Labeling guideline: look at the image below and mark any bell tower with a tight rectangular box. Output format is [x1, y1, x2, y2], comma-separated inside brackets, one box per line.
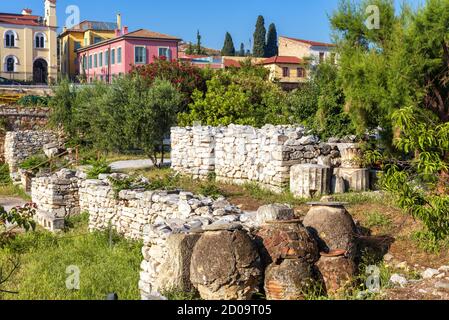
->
[44, 0, 57, 27]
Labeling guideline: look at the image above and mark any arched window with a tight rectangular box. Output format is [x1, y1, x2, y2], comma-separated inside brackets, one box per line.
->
[5, 30, 17, 48]
[35, 32, 46, 48]
[4, 55, 18, 72]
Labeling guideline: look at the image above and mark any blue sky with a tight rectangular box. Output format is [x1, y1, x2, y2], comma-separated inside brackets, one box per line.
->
[2, 0, 423, 50]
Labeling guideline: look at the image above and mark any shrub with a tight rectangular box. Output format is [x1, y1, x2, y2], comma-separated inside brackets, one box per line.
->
[0, 164, 11, 185]
[16, 95, 50, 107]
[86, 158, 111, 179]
[18, 153, 48, 172]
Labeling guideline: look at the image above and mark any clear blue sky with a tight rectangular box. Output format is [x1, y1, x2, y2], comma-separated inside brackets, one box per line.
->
[1, 0, 423, 50]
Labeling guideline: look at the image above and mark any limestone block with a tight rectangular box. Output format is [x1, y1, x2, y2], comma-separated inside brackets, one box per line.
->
[290, 164, 331, 199]
[333, 168, 369, 192]
[154, 233, 201, 293]
[255, 204, 295, 225]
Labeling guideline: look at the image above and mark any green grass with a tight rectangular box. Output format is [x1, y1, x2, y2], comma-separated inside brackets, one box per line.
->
[162, 289, 201, 300]
[0, 213, 142, 300]
[365, 211, 393, 230]
[241, 182, 308, 207]
[332, 192, 390, 206]
[0, 184, 31, 201]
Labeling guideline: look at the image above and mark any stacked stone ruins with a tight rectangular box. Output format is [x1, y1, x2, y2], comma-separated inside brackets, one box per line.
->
[172, 125, 371, 196]
[4, 130, 58, 173]
[30, 168, 361, 300]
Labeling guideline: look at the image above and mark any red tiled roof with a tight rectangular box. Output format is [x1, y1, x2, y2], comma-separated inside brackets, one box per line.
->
[179, 53, 210, 60]
[124, 29, 181, 41]
[259, 56, 303, 65]
[223, 59, 241, 68]
[281, 36, 335, 47]
[0, 13, 42, 26]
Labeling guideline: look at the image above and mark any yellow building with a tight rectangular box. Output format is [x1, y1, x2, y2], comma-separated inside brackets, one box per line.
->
[259, 56, 307, 90]
[278, 36, 336, 65]
[59, 18, 119, 80]
[0, 0, 58, 84]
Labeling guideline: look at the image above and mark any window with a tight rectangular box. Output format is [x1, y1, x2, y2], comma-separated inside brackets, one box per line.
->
[319, 52, 325, 63]
[135, 46, 146, 64]
[5, 56, 15, 72]
[88, 55, 92, 69]
[282, 67, 290, 77]
[158, 47, 170, 59]
[82, 55, 87, 70]
[93, 37, 102, 44]
[35, 33, 45, 48]
[74, 41, 81, 52]
[297, 67, 305, 78]
[117, 47, 122, 64]
[99, 52, 103, 67]
[5, 30, 16, 47]
[94, 54, 98, 68]
[111, 49, 115, 65]
[104, 50, 109, 66]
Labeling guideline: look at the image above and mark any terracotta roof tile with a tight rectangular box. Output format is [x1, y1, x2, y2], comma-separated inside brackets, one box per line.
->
[223, 59, 241, 68]
[125, 29, 181, 41]
[0, 13, 42, 26]
[259, 56, 303, 65]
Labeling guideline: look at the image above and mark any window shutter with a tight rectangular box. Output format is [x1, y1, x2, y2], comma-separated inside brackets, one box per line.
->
[143, 47, 147, 63]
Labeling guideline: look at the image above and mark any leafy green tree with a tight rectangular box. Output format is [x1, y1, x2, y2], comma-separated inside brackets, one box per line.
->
[179, 67, 284, 127]
[221, 32, 236, 56]
[331, 0, 449, 242]
[49, 78, 77, 138]
[265, 23, 279, 57]
[185, 42, 194, 55]
[253, 15, 267, 57]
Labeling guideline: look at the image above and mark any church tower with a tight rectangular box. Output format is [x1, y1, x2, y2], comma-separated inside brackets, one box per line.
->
[44, 0, 57, 27]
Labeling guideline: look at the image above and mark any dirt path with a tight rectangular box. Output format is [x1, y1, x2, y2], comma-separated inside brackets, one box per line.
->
[0, 196, 27, 211]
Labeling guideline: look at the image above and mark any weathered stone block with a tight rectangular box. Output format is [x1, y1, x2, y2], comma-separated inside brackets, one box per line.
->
[190, 230, 262, 300]
[290, 164, 331, 199]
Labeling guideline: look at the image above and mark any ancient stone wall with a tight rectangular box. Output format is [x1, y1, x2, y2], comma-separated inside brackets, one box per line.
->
[0, 105, 50, 131]
[0, 105, 50, 162]
[4, 130, 58, 172]
[31, 169, 80, 219]
[170, 126, 218, 179]
[171, 125, 341, 192]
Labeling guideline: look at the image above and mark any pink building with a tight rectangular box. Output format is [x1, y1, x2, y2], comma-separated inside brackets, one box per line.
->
[77, 28, 181, 83]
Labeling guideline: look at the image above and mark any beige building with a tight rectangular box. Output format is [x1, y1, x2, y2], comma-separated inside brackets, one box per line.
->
[0, 0, 58, 84]
[259, 56, 307, 90]
[278, 36, 336, 65]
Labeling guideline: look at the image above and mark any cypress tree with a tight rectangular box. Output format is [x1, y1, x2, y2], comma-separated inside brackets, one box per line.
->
[253, 15, 266, 57]
[221, 32, 236, 56]
[239, 43, 245, 56]
[265, 23, 278, 57]
[196, 30, 203, 55]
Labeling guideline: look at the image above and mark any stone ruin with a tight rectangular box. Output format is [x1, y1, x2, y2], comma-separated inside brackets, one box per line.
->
[30, 169, 362, 300]
[171, 125, 375, 197]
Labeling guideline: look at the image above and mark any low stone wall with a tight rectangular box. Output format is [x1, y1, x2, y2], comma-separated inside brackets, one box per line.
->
[4, 130, 58, 172]
[31, 169, 80, 219]
[171, 126, 218, 179]
[171, 125, 341, 192]
[0, 105, 50, 131]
